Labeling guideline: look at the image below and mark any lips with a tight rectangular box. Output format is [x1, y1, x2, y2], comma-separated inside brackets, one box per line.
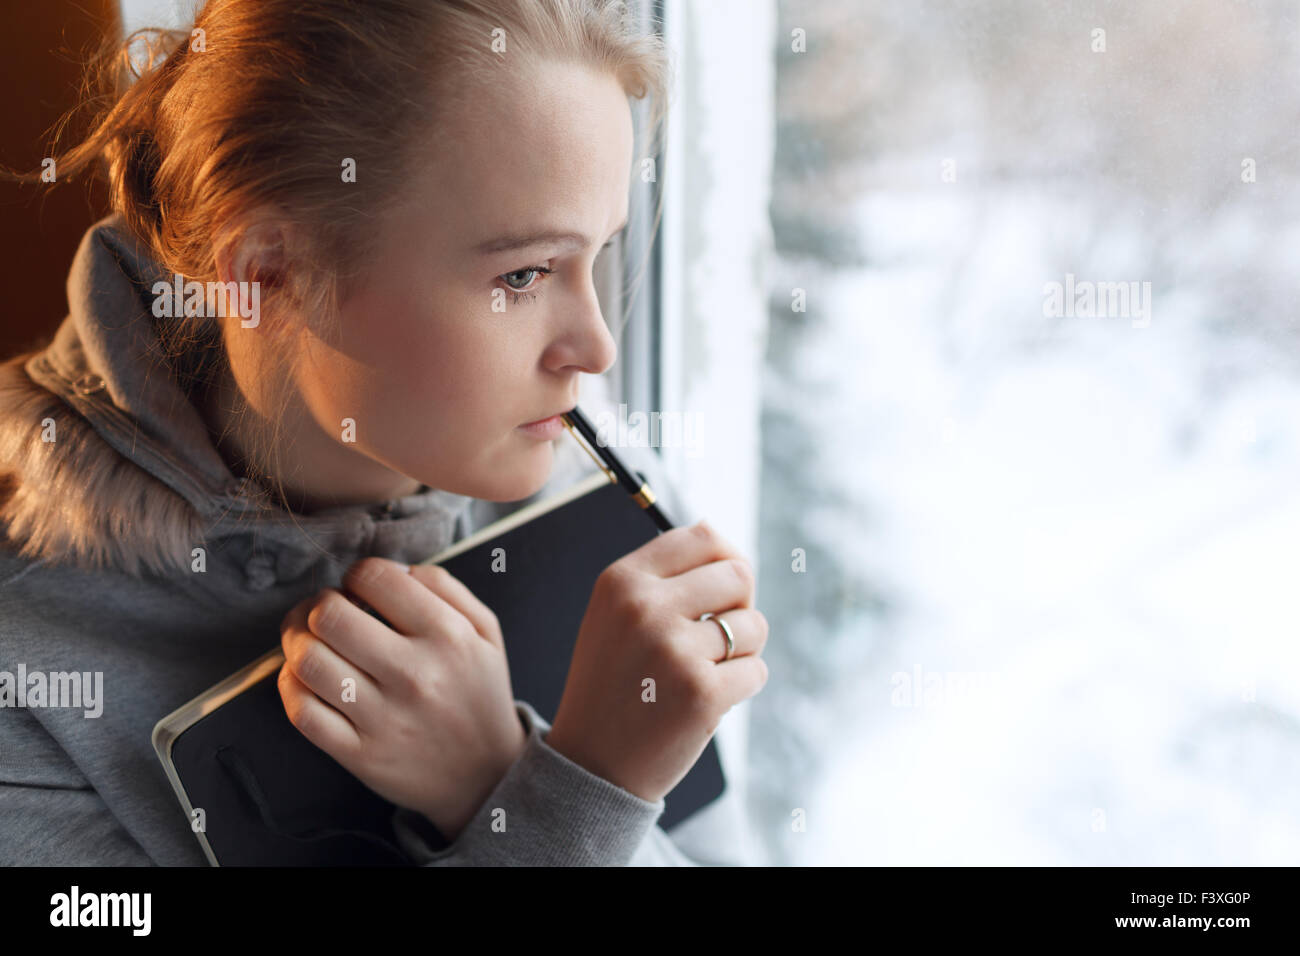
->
[522, 405, 575, 428]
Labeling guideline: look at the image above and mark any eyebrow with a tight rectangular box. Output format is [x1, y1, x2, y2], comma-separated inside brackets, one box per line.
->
[474, 218, 629, 257]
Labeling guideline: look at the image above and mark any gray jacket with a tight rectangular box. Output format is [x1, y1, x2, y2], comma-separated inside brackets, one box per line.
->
[0, 215, 744, 866]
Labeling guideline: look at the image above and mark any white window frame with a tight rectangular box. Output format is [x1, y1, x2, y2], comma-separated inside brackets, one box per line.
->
[646, 0, 778, 864]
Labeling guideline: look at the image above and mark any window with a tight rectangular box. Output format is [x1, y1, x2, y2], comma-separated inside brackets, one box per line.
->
[752, 0, 1300, 865]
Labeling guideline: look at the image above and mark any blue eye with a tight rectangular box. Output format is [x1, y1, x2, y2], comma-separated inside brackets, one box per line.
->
[499, 265, 553, 303]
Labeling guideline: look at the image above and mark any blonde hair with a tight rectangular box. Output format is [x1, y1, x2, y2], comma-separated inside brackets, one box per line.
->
[9, 0, 671, 513]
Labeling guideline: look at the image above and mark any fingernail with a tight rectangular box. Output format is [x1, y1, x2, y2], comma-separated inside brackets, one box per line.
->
[394, 562, 410, 573]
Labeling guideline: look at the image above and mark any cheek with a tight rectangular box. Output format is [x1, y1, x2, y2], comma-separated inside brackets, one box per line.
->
[395, 300, 531, 412]
[327, 275, 541, 438]
[330, 290, 458, 398]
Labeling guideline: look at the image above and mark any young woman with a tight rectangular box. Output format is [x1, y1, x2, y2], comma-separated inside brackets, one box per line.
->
[0, 0, 769, 866]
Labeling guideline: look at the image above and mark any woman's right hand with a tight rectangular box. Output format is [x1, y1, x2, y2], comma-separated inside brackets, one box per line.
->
[277, 557, 526, 842]
[544, 520, 770, 804]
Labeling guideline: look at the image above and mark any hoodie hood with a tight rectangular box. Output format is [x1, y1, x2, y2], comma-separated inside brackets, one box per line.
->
[0, 214, 475, 588]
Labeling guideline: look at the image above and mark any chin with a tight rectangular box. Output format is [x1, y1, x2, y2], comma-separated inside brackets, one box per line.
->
[475, 443, 555, 502]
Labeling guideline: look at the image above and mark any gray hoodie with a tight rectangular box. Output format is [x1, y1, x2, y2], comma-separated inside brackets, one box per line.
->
[0, 215, 745, 866]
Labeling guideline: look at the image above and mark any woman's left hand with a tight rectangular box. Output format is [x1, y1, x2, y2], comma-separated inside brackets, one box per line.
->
[277, 557, 526, 841]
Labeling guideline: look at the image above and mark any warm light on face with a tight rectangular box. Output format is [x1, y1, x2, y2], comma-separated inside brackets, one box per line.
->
[287, 61, 635, 505]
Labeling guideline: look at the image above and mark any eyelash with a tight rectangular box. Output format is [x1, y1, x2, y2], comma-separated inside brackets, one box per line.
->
[498, 265, 553, 304]
[496, 241, 615, 305]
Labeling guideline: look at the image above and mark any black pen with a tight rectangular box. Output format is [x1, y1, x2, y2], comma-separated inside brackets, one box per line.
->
[561, 405, 675, 533]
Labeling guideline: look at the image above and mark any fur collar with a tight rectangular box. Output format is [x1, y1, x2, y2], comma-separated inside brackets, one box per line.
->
[0, 350, 210, 578]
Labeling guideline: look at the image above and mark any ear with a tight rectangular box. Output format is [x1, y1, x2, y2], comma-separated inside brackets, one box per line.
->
[213, 217, 288, 290]
[212, 214, 291, 334]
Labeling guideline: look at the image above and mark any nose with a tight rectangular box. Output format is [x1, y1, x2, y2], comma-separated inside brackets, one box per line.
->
[549, 279, 618, 376]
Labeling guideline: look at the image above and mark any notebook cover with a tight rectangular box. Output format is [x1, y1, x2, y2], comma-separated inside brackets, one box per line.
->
[155, 473, 727, 866]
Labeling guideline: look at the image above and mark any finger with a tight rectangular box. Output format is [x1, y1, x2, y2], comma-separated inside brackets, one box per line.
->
[340, 557, 429, 636]
[281, 608, 383, 732]
[277, 661, 363, 761]
[709, 653, 770, 708]
[662, 555, 756, 620]
[618, 520, 747, 581]
[689, 608, 768, 664]
[343, 557, 489, 648]
[283, 589, 405, 690]
[407, 561, 504, 650]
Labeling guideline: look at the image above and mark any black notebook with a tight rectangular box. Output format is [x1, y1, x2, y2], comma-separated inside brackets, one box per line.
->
[152, 468, 728, 866]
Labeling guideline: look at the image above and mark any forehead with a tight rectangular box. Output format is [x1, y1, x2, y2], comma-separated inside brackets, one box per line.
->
[418, 60, 636, 248]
